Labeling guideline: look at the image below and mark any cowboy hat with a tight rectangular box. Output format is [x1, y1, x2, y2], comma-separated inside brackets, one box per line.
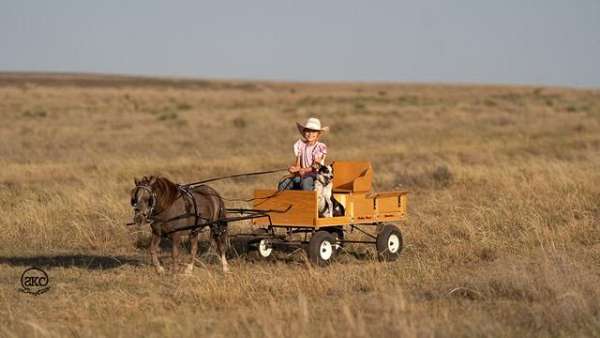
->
[296, 117, 330, 135]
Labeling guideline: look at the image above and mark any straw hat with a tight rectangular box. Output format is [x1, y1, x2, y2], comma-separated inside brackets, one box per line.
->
[296, 117, 330, 135]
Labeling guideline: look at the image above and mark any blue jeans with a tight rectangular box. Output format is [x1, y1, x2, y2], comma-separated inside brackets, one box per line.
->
[278, 175, 314, 191]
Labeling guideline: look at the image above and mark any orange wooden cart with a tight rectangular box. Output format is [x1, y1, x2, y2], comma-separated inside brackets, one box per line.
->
[247, 161, 408, 265]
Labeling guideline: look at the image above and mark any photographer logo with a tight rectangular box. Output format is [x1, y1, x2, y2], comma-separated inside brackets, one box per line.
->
[20, 267, 50, 295]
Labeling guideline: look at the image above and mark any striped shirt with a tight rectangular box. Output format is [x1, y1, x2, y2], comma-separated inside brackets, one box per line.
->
[293, 139, 327, 170]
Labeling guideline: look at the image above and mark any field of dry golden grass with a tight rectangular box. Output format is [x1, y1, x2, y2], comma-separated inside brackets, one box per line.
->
[0, 73, 599, 337]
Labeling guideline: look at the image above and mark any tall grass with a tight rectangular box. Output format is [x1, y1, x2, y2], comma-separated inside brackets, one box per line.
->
[0, 74, 599, 337]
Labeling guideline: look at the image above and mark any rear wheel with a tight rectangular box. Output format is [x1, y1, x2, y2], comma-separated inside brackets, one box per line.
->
[307, 231, 337, 266]
[376, 224, 403, 261]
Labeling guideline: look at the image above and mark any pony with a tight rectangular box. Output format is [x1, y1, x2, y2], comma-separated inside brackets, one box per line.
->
[130, 176, 229, 274]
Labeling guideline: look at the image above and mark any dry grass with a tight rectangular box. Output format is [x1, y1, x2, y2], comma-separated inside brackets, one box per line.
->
[0, 73, 599, 337]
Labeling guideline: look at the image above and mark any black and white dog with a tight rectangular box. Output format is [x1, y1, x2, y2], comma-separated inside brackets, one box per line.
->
[313, 163, 345, 218]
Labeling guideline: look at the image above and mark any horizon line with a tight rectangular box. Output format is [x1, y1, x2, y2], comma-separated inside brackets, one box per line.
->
[0, 70, 596, 91]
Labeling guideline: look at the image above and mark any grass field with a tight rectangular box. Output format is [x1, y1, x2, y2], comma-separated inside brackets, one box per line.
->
[0, 72, 599, 337]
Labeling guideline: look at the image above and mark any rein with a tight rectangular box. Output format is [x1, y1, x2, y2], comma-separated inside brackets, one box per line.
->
[181, 168, 288, 187]
[128, 167, 292, 229]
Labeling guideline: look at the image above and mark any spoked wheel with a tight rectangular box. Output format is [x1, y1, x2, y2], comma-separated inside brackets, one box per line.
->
[376, 224, 403, 261]
[307, 231, 337, 266]
[250, 228, 273, 260]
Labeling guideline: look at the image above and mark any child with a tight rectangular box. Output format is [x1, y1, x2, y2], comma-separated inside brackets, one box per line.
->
[278, 117, 329, 191]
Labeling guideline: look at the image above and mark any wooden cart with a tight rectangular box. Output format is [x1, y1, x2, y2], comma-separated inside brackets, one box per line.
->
[248, 161, 408, 265]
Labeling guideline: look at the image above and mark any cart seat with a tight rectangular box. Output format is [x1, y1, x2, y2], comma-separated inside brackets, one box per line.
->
[332, 161, 373, 193]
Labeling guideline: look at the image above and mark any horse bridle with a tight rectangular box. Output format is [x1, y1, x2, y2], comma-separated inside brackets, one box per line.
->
[131, 184, 159, 224]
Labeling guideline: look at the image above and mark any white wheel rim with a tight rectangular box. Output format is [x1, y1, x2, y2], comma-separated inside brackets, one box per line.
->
[388, 234, 400, 253]
[319, 240, 333, 260]
[258, 239, 272, 258]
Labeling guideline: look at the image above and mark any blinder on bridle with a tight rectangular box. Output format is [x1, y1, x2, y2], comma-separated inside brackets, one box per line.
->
[131, 184, 158, 224]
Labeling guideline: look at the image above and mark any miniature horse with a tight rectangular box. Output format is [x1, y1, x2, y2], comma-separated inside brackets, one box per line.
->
[130, 176, 229, 274]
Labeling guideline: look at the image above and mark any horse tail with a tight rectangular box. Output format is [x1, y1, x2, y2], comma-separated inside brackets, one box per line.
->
[193, 184, 229, 251]
[205, 186, 228, 249]
[217, 195, 230, 249]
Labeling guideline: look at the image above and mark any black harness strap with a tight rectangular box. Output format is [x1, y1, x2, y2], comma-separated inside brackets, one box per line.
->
[177, 184, 201, 234]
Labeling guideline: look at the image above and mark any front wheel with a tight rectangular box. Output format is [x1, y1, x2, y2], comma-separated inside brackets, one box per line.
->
[249, 228, 273, 260]
[256, 238, 273, 258]
[307, 231, 337, 266]
[376, 224, 403, 261]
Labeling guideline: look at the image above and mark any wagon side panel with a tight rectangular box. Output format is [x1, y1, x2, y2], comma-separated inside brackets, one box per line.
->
[347, 191, 409, 224]
[353, 193, 376, 222]
[373, 191, 408, 223]
[252, 189, 317, 226]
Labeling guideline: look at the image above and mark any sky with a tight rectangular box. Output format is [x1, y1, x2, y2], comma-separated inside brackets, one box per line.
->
[1, 1, 599, 88]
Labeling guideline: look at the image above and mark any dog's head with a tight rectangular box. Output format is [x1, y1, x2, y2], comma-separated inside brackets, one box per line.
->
[314, 163, 334, 186]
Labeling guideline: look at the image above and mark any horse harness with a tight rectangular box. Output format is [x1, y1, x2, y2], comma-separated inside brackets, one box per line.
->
[132, 183, 224, 236]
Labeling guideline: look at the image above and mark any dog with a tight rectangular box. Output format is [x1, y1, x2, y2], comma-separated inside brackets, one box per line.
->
[313, 163, 345, 218]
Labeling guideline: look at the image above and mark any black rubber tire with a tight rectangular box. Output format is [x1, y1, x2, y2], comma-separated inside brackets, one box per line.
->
[307, 231, 337, 266]
[376, 224, 403, 261]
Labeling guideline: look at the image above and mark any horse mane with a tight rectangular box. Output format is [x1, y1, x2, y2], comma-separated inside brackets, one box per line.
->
[145, 176, 180, 211]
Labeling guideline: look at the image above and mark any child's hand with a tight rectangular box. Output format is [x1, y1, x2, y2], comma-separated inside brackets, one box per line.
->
[298, 167, 313, 176]
[288, 165, 300, 174]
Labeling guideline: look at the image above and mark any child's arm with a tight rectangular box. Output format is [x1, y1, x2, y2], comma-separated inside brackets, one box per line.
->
[288, 156, 301, 174]
[297, 157, 321, 176]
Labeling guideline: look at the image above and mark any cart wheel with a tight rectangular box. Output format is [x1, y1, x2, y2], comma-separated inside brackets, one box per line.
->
[307, 231, 337, 266]
[257, 238, 273, 259]
[250, 228, 273, 260]
[376, 224, 403, 261]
